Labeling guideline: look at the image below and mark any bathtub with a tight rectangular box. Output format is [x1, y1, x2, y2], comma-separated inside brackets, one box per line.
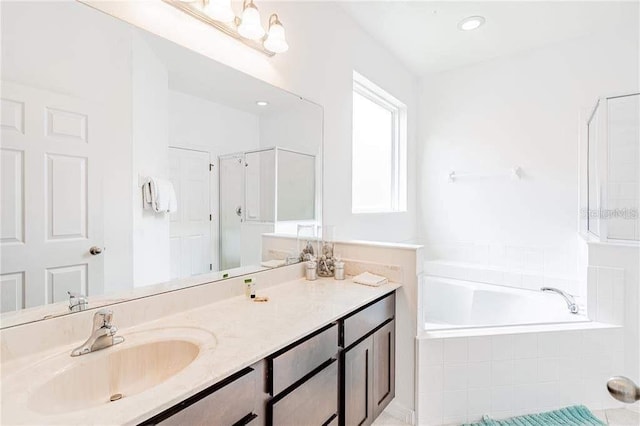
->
[424, 276, 588, 330]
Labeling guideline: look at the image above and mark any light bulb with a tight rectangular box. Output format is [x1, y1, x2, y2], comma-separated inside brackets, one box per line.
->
[458, 16, 485, 31]
[264, 14, 288, 53]
[202, 0, 235, 23]
[238, 2, 265, 40]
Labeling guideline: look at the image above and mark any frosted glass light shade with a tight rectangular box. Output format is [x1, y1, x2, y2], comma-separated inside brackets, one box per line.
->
[238, 4, 265, 40]
[264, 21, 288, 53]
[202, 0, 235, 23]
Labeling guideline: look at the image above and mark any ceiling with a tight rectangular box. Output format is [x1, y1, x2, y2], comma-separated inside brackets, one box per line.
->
[340, 1, 638, 75]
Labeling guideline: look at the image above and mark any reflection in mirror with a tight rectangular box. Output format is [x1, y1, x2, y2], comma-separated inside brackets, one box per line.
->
[0, 1, 322, 326]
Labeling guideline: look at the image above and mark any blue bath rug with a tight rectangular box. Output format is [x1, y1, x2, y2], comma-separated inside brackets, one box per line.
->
[462, 405, 606, 426]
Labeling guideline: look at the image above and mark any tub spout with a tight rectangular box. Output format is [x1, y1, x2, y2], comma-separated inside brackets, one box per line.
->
[541, 287, 579, 314]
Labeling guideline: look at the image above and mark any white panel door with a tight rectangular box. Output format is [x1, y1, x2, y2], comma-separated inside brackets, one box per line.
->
[0, 81, 104, 312]
[169, 147, 211, 279]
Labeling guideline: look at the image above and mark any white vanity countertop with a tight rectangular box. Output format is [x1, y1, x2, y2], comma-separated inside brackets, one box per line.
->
[1, 277, 401, 425]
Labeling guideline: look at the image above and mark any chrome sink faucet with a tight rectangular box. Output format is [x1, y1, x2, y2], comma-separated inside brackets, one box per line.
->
[68, 291, 88, 312]
[541, 287, 579, 314]
[71, 309, 124, 357]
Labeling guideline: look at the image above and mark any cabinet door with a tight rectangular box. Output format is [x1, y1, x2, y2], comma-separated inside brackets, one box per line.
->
[373, 320, 395, 418]
[145, 366, 258, 426]
[269, 360, 338, 426]
[343, 336, 374, 426]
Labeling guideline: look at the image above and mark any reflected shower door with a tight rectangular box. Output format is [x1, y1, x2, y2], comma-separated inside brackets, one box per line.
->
[219, 155, 244, 270]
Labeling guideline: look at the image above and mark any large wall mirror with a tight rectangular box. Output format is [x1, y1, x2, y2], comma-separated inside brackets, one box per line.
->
[0, 1, 322, 327]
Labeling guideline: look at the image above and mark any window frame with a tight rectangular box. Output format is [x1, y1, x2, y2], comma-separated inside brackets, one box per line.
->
[351, 71, 407, 214]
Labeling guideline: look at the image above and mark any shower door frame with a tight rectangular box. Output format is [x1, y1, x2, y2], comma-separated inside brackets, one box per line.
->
[580, 92, 640, 245]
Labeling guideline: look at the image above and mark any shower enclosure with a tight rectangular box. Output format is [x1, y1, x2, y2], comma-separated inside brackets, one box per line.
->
[582, 92, 640, 242]
[219, 147, 317, 269]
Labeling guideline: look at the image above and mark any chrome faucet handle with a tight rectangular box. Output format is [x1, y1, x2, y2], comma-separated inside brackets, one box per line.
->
[93, 309, 113, 329]
[68, 291, 88, 312]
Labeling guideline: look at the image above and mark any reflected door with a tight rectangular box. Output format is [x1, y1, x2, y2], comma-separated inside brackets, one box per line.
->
[169, 147, 211, 279]
[219, 155, 244, 270]
[0, 81, 104, 312]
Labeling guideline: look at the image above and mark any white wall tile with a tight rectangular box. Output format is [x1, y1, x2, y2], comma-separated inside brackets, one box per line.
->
[558, 357, 582, 382]
[537, 358, 559, 382]
[468, 336, 492, 362]
[512, 334, 537, 359]
[444, 337, 468, 364]
[421, 365, 444, 394]
[420, 392, 443, 426]
[492, 360, 515, 386]
[537, 332, 562, 358]
[467, 362, 492, 389]
[491, 335, 514, 360]
[467, 388, 492, 417]
[513, 358, 538, 385]
[491, 386, 514, 412]
[444, 363, 468, 391]
[424, 338, 443, 365]
[443, 390, 468, 424]
[513, 384, 539, 411]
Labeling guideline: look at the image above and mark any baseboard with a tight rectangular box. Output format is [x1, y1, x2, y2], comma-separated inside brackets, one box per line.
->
[385, 400, 416, 425]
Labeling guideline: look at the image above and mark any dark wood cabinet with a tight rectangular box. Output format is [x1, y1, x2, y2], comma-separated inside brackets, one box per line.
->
[343, 335, 374, 426]
[141, 290, 396, 426]
[341, 293, 396, 426]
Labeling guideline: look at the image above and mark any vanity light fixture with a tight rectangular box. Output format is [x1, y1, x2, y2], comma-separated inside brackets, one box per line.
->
[202, 0, 234, 23]
[163, 0, 289, 56]
[264, 14, 289, 53]
[458, 15, 486, 31]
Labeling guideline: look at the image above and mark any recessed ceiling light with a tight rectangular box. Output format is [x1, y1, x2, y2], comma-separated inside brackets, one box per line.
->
[256, 101, 269, 106]
[458, 16, 485, 31]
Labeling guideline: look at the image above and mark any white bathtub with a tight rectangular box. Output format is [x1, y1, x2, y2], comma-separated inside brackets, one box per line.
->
[424, 276, 588, 330]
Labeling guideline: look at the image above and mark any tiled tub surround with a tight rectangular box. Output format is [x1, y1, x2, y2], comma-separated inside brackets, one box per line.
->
[417, 328, 627, 425]
[424, 262, 625, 328]
[0, 271, 401, 424]
[423, 277, 589, 330]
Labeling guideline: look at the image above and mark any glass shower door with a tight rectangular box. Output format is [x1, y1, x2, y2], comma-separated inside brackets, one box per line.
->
[219, 154, 245, 270]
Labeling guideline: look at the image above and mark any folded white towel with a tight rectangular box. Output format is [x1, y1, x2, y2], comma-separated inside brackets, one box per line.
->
[352, 272, 388, 287]
[142, 177, 177, 213]
[261, 259, 285, 268]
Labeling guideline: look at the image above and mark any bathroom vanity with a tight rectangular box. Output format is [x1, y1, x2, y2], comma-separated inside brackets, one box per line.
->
[140, 291, 396, 426]
[0, 273, 400, 426]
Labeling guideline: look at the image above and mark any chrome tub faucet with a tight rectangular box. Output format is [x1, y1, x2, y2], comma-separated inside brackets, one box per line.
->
[71, 309, 124, 357]
[541, 287, 579, 314]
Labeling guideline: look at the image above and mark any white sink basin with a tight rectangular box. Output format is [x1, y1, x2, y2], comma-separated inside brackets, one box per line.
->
[7, 327, 216, 417]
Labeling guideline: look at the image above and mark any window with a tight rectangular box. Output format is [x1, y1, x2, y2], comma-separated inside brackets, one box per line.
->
[352, 71, 407, 213]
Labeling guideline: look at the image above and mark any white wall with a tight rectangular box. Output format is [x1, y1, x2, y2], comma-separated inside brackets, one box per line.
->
[132, 34, 170, 287]
[418, 27, 639, 278]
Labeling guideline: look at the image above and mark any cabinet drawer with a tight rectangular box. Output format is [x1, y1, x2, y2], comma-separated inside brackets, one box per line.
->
[269, 360, 338, 426]
[152, 367, 257, 426]
[342, 293, 395, 348]
[269, 323, 338, 395]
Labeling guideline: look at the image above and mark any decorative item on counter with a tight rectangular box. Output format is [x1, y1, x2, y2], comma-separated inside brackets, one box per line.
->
[297, 224, 318, 262]
[306, 258, 318, 281]
[244, 278, 255, 298]
[334, 258, 345, 281]
[317, 225, 335, 277]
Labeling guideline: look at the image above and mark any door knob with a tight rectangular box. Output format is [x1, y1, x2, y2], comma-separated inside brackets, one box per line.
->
[89, 246, 103, 255]
[236, 206, 242, 217]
